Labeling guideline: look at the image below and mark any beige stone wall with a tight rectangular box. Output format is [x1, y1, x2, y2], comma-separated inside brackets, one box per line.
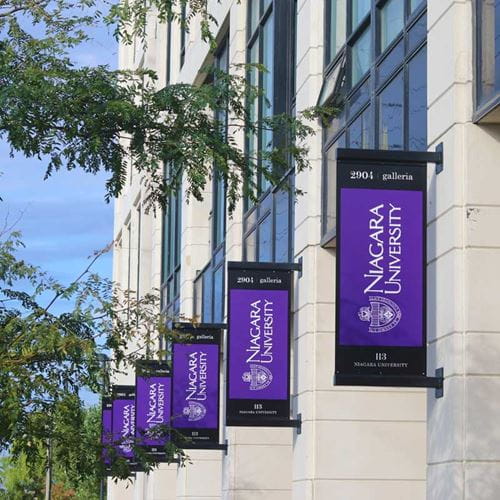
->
[427, 1, 500, 499]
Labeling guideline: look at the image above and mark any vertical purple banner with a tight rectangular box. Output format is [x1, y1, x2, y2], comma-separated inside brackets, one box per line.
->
[226, 264, 292, 426]
[101, 397, 112, 467]
[135, 361, 171, 451]
[111, 386, 135, 460]
[335, 149, 427, 382]
[339, 188, 423, 347]
[172, 327, 220, 447]
[228, 289, 289, 400]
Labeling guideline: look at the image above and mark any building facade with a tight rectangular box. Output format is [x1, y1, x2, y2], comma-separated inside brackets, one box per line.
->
[109, 1, 500, 499]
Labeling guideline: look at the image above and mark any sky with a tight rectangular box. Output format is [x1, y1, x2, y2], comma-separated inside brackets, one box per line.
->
[0, 7, 117, 285]
[0, 6, 119, 405]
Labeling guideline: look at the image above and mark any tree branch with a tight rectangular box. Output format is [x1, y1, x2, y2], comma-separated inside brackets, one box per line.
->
[42, 242, 113, 314]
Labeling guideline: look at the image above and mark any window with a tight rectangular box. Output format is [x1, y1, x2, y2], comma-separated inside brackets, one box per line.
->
[246, 0, 275, 196]
[475, 0, 500, 121]
[322, 0, 427, 241]
[243, 0, 296, 263]
[351, 27, 371, 85]
[379, 72, 404, 150]
[136, 202, 142, 299]
[193, 247, 225, 323]
[352, 0, 370, 31]
[193, 37, 229, 324]
[327, 0, 347, 65]
[161, 164, 182, 319]
[380, 0, 404, 51]
[410, 0, 424, 13]
[408, 47, 427, 150]
[213, 39, 229, 250]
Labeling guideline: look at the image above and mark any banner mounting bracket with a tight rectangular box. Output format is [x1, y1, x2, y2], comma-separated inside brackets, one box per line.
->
[181, 442, 229, 453]
[334, 369, 444, 398]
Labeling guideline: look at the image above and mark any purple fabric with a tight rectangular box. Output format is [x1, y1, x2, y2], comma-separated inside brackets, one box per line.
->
[136, 376, 171, 446]
[172, 344, 219, 429]
[229, 289, 289, 400]
[339, 187, 423, 347]
[112, 398, 135, 459]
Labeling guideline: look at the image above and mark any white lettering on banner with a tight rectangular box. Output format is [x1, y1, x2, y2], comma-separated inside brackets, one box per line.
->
[121, 403, 135, 452]
[363, 203, 403, 296]
[186, 351, 208, 401]
[246, 299, 274, 364]
[146, 383, 165, 425]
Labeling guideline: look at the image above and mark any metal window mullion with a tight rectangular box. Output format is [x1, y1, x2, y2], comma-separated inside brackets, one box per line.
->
[166, 20, 172, 85]
[288, 174, 294, 261]
[370, 0, 378, 149]
[257, 21, 264, 196]
[271, 187, 277, 261]
[325, 0, 331, 66]
[347, 0, 353, 37]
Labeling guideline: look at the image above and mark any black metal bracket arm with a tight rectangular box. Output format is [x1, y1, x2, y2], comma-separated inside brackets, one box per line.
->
[267, 416, 302, 434]
[173, 322, 228, 330]
[182, 441, 229, 454]
[435, 143, 444, 174]
[230, 416, 302, 434]
[334, 368, 444, 399]
[227, 261, 302, 273]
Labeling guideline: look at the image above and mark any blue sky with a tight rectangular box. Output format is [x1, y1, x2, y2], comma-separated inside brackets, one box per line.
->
[0, 7, 119, 405]
[0, 9, 117, 285]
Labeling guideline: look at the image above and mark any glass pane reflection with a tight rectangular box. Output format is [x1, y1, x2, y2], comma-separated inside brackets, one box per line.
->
[378, 72, 404, 150]
[351, 27, 371, 85]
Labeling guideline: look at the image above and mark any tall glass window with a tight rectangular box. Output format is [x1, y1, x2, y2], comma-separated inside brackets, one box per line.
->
[380, 0, 404, 51]
[408, 47, 427, 150]
[327, 0, 347, 64]
[161, 163, 181, 318]
[193, 37, 229, 324]
[411, 0, 424, 13]
[378, 72, 404, 150]
[351, 28, 371, 85]
[352, 0, 370, 31]
[243, 0, 296, 263]
[213, 39, 229, 250]
[322, 0, 427, 242]
[475, 0, 500, 119]
[247, 0, 275, 197]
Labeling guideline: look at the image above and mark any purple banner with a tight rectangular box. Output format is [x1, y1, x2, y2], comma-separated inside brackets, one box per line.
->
[112, 397, 135, 460]
[228, 288, 289, 400]
[339, 188, 423, 347]
[136, 375, 171, 447]
[172, 343, 219, 429]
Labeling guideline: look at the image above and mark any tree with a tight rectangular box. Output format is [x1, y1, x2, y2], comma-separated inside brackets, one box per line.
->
[0, 404, 102, 499]
[0, 231, 177, 480]
[0, 0, 333, 483]
[0, 0, 329, 213]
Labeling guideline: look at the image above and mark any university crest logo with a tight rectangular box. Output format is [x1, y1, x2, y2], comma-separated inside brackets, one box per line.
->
[182, 401, 207, 422]
[242, 364, 273, 391]
[358, 296, 402, 333]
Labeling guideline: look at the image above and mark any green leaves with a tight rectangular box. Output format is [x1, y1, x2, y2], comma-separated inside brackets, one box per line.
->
[0, 0, 334, 214]
[0, 232, 185, 480]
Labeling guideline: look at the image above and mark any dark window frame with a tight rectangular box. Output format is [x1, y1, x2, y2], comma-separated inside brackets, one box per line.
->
[243, 0, 297, 264]
[180, 3, 186, 68]
[193, 34, 230, 324]
[161, 163, 182, 319]
[321, 0, 427, 244]
[473, 0, 500, 122]
[166, 19, 172, 85]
